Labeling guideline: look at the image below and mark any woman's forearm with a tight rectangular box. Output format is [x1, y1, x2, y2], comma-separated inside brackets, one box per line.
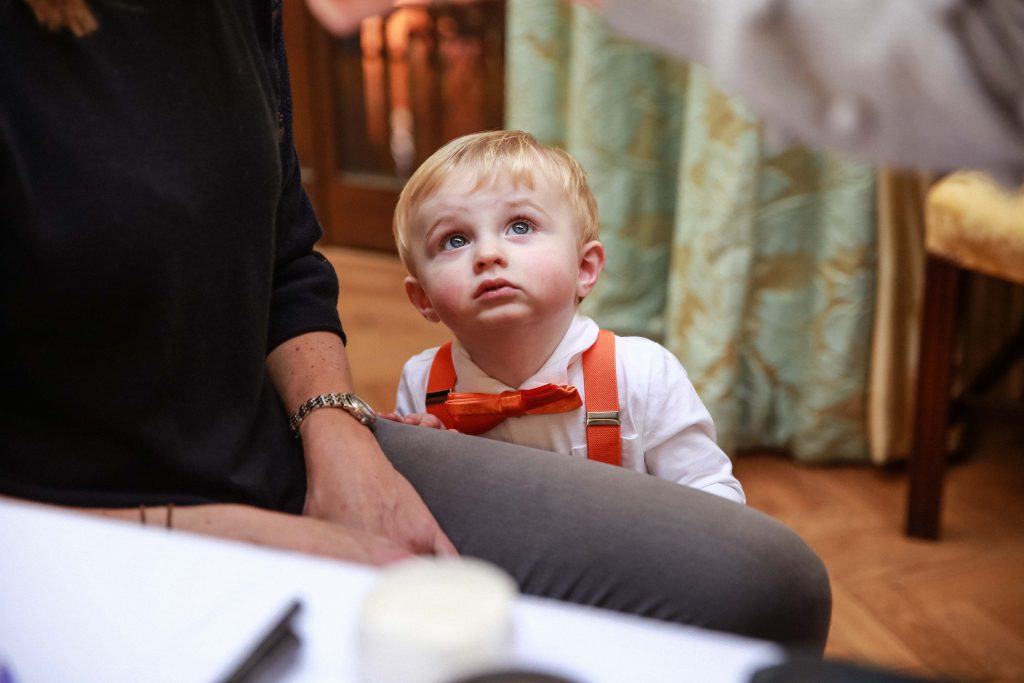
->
[266, 331, 355, 416]
[265, 332, 456, 556]
[265, 330, 378, 481]
[43, 498, 410, 565]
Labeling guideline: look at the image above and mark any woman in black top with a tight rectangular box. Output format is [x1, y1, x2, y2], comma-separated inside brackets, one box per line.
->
[1, 0, 832, 653]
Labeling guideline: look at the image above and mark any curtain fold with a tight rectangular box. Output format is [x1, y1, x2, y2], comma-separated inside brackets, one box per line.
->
[507, 0, 877, 462]
[867, 171, 930, 464]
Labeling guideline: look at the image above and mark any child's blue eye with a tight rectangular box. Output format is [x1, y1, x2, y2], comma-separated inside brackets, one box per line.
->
[507, 220, 532, 236]
[442, 234, 469, 251]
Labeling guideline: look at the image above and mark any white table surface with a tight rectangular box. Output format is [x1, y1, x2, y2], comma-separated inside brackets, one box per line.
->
[0, 498, 784, 682]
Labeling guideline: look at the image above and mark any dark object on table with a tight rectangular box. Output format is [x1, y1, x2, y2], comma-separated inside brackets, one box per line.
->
[752, 658, 951, 682]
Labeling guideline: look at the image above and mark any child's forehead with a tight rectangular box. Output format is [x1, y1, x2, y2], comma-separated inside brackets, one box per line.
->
[438, 162, 554, 193]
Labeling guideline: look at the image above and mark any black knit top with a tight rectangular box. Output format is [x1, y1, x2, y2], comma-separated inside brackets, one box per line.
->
[0, 0, 343, 511]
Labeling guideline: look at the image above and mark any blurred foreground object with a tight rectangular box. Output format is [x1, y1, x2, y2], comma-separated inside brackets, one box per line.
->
[359, 557, 518, 683]
[598, 0, 1024, 184]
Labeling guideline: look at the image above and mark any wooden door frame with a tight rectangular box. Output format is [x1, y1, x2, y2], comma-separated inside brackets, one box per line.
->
[283, 0, 505, 252]
[284, 1, 410, 252]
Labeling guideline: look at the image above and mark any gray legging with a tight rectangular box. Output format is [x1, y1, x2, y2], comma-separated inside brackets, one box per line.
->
[375, 419, 831, 655]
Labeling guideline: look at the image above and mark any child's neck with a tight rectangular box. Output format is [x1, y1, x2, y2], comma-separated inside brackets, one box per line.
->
[459, 314, 576, 389]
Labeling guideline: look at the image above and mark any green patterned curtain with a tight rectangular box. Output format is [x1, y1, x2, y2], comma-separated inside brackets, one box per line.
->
[507, 1, 877, 462]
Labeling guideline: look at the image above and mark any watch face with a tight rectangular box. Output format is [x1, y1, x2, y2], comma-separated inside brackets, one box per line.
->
[347, 394, 377, 426]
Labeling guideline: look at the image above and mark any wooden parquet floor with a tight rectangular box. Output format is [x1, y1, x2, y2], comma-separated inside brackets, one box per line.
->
[326, 246, 1024, 683]
[736, 440, 1024, 683]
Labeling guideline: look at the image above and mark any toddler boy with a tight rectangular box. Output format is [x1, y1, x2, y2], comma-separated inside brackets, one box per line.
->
[386, 130, 744, 503]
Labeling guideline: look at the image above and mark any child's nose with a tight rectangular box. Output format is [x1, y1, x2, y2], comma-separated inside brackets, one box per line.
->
[473, 237, 507, 271]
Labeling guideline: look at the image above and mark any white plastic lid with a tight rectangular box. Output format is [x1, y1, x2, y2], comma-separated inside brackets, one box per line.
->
[358, 557, 519, 683]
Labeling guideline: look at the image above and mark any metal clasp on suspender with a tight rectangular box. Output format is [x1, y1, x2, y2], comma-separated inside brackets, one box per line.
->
[425, 389, 451, 406]
[585, 411, 620, 427]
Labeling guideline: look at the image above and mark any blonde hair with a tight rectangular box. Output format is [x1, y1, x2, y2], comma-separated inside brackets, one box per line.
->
[393, 130, 599, 273]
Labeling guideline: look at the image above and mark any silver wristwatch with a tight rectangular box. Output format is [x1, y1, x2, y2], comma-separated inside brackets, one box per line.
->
[289, 392, 377, 437]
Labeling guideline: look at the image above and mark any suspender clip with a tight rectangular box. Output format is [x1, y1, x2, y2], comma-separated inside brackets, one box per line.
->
[586, 411, 620, 427]
[425, 390, 450, 406]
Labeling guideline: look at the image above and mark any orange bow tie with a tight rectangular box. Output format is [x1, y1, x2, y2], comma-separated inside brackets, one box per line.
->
[443, 383, 583, 435]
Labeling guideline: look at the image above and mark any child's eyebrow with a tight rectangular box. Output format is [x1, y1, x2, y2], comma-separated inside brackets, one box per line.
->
[422, 214, 460, 241]
[499, 197, 548, 216]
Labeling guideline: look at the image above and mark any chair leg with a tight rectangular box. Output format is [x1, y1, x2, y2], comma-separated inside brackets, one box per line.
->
[907, 255, 961, 539]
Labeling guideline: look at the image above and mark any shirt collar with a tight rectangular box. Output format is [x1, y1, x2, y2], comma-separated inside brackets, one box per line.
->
[451, 313, 599, 391]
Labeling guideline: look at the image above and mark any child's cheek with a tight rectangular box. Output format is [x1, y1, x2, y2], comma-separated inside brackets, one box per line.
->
[428, 270, 468, 313]
[533, 260, 570, 291]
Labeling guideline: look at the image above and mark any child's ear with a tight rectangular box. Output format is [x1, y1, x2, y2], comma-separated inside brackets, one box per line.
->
[576, 240, 605, 299]
[404, 276, 442, 323]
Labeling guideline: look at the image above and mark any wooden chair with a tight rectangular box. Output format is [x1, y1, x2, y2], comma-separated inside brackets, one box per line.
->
[906, 171, 1024, 539]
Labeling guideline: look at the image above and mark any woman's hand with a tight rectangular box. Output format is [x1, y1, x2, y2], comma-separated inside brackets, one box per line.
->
[216, 503, 415, 565]
[304, 0, 486, 36]
[304, 0, 395, 35]
[266, 331, 457, 558]
[81, 500, 412, 566]
[300, 408, 459, 557]
[377, 411, 449, 430]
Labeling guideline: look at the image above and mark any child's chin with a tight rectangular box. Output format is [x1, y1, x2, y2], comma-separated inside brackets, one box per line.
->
[473, 307, 534, 329]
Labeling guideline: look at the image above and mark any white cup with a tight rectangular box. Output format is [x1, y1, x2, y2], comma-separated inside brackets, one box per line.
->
[358, 557, 519, 683]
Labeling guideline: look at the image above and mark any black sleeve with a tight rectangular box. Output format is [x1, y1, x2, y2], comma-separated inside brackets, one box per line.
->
[266, 0, 346, 352]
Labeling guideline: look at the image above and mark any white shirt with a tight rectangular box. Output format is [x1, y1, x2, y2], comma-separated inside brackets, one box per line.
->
[396, 314, 745, 503]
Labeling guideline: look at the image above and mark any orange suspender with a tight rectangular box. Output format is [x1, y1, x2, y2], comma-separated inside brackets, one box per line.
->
[424, 331, 622, 467]
[581, 330, 622, 467]
[425, 342, 456, 428]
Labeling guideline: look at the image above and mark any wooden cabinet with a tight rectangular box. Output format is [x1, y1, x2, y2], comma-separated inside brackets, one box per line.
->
[283, 1, 505, 252]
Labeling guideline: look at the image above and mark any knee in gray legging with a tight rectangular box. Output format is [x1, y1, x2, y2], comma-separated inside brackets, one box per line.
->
[375, 420, 832, 655]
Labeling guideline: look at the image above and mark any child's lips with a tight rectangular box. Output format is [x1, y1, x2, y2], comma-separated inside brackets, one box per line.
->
[474, 279, 519, 299]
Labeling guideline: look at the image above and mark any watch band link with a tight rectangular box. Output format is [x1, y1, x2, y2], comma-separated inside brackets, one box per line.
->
[288, 392, 374, 438]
